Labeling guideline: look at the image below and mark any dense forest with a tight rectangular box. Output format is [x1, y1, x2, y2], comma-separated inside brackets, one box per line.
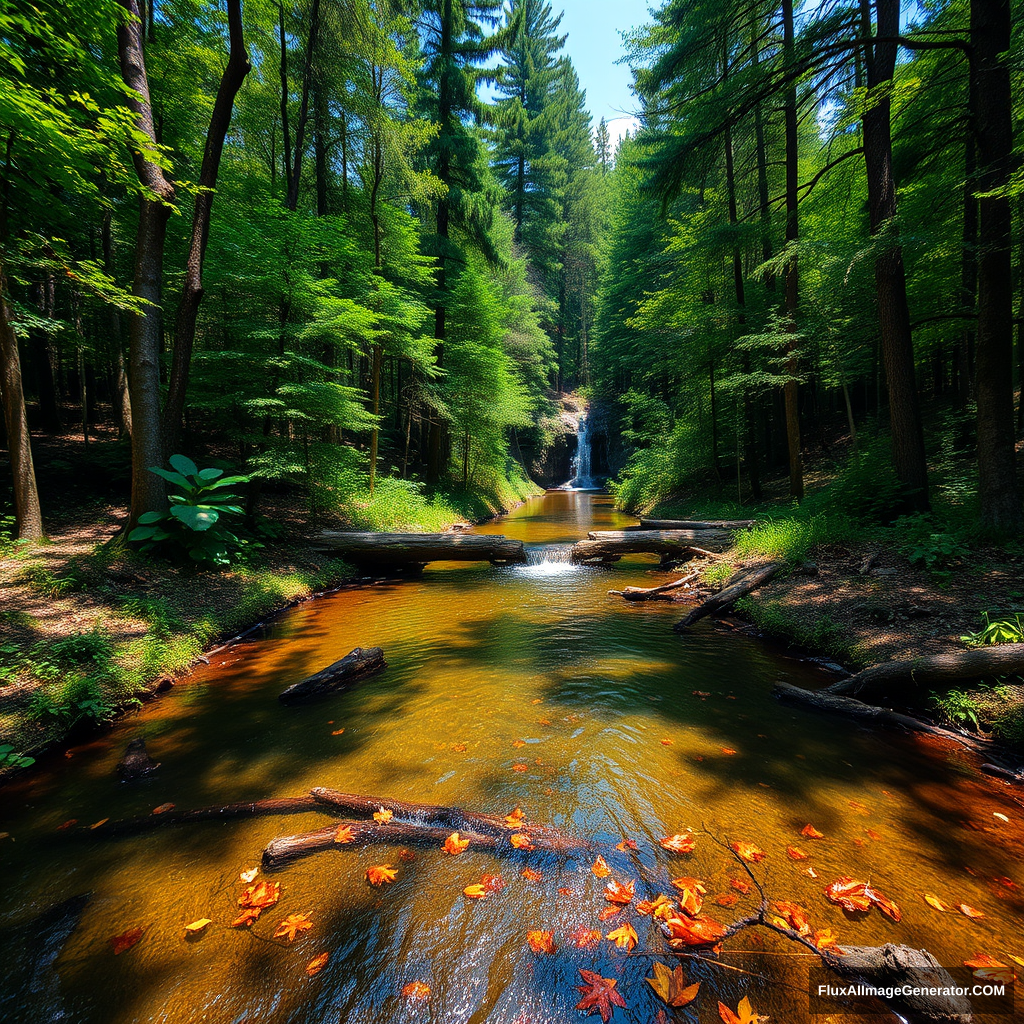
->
[1, 0, 1023, 542]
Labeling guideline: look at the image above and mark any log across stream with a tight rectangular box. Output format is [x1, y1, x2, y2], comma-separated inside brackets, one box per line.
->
[0, 491, 1019, 1024]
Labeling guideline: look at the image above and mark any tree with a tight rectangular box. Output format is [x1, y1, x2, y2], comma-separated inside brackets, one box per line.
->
[595, 117, 611, 174]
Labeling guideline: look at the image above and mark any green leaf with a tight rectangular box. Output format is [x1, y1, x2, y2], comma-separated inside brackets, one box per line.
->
[128, 525, 158, 541]
[137, 511, 166, 524]
[207, 475, 249, 489]
[149, 467, 192, 488]
[169, 454, 199, 478]
[197, 467, 223, 481]
[170, 505, 219, 531]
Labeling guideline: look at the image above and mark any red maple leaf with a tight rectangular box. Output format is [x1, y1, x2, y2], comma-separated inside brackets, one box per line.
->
[575, 969, 627, 1022]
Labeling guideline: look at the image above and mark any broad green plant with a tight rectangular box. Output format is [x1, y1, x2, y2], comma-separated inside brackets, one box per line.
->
[128, 455, 249, 567]
[960, 613, 1024, 647]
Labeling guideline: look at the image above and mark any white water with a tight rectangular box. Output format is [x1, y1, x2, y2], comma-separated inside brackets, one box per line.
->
[564, 411, 595, 489]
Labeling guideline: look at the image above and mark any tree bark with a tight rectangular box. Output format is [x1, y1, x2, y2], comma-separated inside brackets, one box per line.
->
[860, 0, 929, 510]
[972, 0, 1023, 532]
[163, 0, 250, 452]
[278, 647, 387, 703]
[571, 530, 732, 564]
[118, 0, 176, 528]
[283, 0, 321, 212]
[101, 212, 132, 437]
[673, 561, 785, 631]
[317, 530, 527, 565]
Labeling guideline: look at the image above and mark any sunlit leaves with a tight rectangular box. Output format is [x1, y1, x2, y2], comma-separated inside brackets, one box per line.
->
[592, 855, 611, 878]
[402, 981, 431, 1000]
[606, 922, 638, 950]
[660, 834, 695, 854]
[730, 841, 765, 863]
[924, 894, 949, 912]
[463, 884, 489, 899]
[373, 807, 393, 824]
[274, 914, 313, 942]
[366, 864, 397, 886]
[823, 877, 871, 913]
[526, 930, 556, 953]
[183, 918, 211, 935]
[575, 969, 627, 1022]
[963, 953, 1015, 985]
[646, 962, 700, 1007]
[800, 824, 824, 839]
[239, 881, 280, 910]
[604, 879, 635, 905]
[334, 825, 356, 845]
[510, 833, 534, 850]
[718, 995, 768, 1024]
[443, 832, 470, 855]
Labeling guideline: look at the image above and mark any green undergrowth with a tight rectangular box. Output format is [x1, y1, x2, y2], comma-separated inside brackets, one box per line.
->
[734, 596, 864, 664]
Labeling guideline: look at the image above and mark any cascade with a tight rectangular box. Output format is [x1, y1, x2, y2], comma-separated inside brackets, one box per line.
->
[565, 412, 594, 489]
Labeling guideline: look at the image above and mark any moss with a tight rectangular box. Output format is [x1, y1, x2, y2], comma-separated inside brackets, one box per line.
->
[735, 596, 862, 663]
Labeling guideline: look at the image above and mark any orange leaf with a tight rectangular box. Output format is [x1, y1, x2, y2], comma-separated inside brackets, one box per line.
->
[306, 952, 330, 976]
[964, 953, 1016, 985]
[521, 867, 543, 882]
[505, 806, 525, 827]
[663, 914, 727, 946]
[110, 926, 147, 955]
[56, 819, 77, 831]
[571, 927, 603, 948]
[557, 886, 573, 896]
[606, 922, 638, 950]
[786, 846, 809, 860]
[575, 969, 627, 1023]
[372, 807, 393, 824]
[463, 883, 488, 899]
[443, 831, 470, 855]
[399, 848, 416, 862]
[402, 981, 431, 1000]
[512, 739, 526, 748]
[730, 878, 752, 894]
[481, 873, 505, 893]
[959, 903, 985, 919]
[512, 763, 529, 772]
[813, 928, 843, 953]
[636, 894, 672, 916]
[274, 913, 312, 943]
[646, 961, 701, 1007]
[661, 738, 672, 745]
[865, 828, 882, 841]
[366, 864, 397, 886]
[231, 908, 261, 928]
[865, 885, 901, 922]
[90, 818, 108, 830]
[715, 893, 740, 907]
[152, 803, 175, 815]
[720, 748, 737, 756]
[730, 841, 766, 863]
[592, 855, 612, 878]
[671, 877, 706, 917]
[604, 879, 635, 905]
[718, 995, 768, 1024]
[510, 833, 534, 850]
[823, 877, 871, 913]
[527, 930, 556, 953]
[331, 728, 345, 736]
[334, 824, 355, 844]
[801, 824, 825, 839]
[238, 881, 280, 910]
[660, 834, 695, 854]
[924, 893, 949, 912]
[616, 838, 638, 851]
[772, 900, 811, 936]
[598, 905, 623, 921]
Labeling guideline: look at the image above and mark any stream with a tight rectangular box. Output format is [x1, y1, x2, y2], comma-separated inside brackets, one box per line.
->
[0, 491, 1021, 1023]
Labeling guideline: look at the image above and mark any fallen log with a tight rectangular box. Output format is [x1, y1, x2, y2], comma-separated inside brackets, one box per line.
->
[827, 644, 1024, 700]
[572, 530, 731, 564]
[310, 787, 586, 851]
[773, 681, 987, 752]
[86, 796, 324, 836]
[673, 562, 782, 631]
[316, 531, 527, 566]
[610, 569, 702, 602]
[278, 647, 386, 704]
[636, 518, 755, 531]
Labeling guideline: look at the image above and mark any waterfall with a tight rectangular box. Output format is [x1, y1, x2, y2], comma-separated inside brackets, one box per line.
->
[566, 412, 595, 489]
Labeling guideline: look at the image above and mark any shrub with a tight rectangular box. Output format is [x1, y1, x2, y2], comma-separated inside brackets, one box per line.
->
[960, 613, 1024, 647]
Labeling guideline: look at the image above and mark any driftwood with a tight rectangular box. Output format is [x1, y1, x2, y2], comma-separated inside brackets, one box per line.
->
[86, 796, 324, 836]
[316, 531, 526, 566]
[278, 647, 386, 704]
[636, 518, 755, 531]
[833, 944, 973, 1023]
[609, 569, 702, 602]
[310, 787, 585, 850]
[827, 645, 1024, 700]
[774, 681, 987, 752]
[117, 738, 160, 781]
[572, 530, 731, 564]
[673, 562, 783, 631]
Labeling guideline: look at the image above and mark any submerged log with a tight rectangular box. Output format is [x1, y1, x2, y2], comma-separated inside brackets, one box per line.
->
[86, 796, 323, 836]
[278, 647, 386, 704]
[773, 681, 987, 752]
[636, 518, 756, 531]
[673, 562, 783, 631]
[610, 569, 702, 602]
[572, 530, 731, 564]
[317, 531, 526, 566]
[827, 645, 1024, 701]
[117, 738, 160, 781]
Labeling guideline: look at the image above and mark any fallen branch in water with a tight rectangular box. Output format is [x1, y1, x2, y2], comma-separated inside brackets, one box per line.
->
[609, 569, 703, 602]
[84, 796, 323, 836]
[673, 562, 782, 631]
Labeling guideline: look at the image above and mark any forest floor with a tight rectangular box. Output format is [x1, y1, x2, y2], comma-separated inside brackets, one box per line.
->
[0, 426, 537, 776]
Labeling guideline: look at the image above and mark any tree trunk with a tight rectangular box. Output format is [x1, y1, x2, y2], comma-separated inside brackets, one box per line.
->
[957, 134, 977, 408]
[284, 0, 321, 212]
[860, 0, 929, 510]
[118, 0, 176, 528]
[163, 0, 250, 452]
[368, 343, 383, 493]
[972, 0, 1023, 532]
[101, 212, 132, 437]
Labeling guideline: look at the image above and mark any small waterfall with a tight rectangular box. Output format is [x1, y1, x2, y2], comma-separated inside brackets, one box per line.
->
[565, 412, 595, 490]
[518, 543, 578, 575]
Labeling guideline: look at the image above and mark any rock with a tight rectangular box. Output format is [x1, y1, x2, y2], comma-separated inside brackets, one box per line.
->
[118, 738, 160, 781]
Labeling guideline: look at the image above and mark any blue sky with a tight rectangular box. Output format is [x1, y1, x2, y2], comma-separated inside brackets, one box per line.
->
[554, 0, 645, 144]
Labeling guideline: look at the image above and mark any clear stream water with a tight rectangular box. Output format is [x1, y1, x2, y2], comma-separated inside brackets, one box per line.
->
[0, 492, 1021, 1024]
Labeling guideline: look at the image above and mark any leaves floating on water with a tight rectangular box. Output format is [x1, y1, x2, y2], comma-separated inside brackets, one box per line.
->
[592, 855, 611, 878]
[959, 903, 985, 920]
[527, 930, 555, 953]
[183, 918, 211, 935]
[616, 838, 637, 851]
[801, 824, 824, 839]
[110, 926, 147, 955]
[865, 885, 901, 922]
[730, 878, 752, 894]
[671, 877, 706, 917]
[823, 877, 871, 913]
[239, 881, 280, 910]
[575, 969, 627, 1023]
[604, 879, 635, 905]
[152, 803, 175, 815]
[481, 874, 505, 893]
[334, 825, 355, 845]
[924, 893, 949, 912]
[521, 867, 543, 882]
[964, 952, 1016, 984]
[239, 866, 258, 883]
[274, 914, 312, 942]
[718, 995, 769, 1024]
[730, 841, 765, 863]
[504, 806, 525, 828]
[646, 962, 700, 1007]
[512, 764, 529, 772]
[813, 927, 843, 953]
[231, 908, 261, 928]
[771, 901, 810, 936]
[606, 922, 638, 950]
[571, 927, 603, 948]
[402, 981, 431, 1000]
[660, 834, 695, 854]
[663, 914, 727, 946]
[443, 832, 470, 855]
[372, 807, 393, 824]
[366, 865, 397, 886]
[786, 846, 808, 860]
[463, 884, 488, 899]
[510, 833, 534, 850]
[306, 952, 329, 976]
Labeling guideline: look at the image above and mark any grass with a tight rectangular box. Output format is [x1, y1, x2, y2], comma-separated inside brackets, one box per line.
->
[734, 596, 862, 663]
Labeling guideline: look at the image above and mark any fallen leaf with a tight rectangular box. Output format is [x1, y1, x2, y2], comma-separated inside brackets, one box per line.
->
[512, 739, 526, 748]
[865, 829, 882, 841]
[786, 846, 809, 860]
[646, 961, 701, 1007]
[606, 922, 638, 950]
[660, 834, 695, 854]
[772, 900, 811, 936]
[331, 728, 345, 736]
[110, 926, 147, 955]
[481, 873, 505, 893]
[730, 878, 752, 894]
[56, 819, 78, 831]
[510, 832, 534, 850]
[715, 893, 740, 907]
[334, 824, 355, 845]
[719, 994, 769, 1024]
[616, 838, 638, 851]
[451, 743, 467, 752]
[399, 848, 416, 862]
[801, 824, 825, 839]
[637, 894, 673, 916]
[805, 866, 818, 878]
[671, 877, 707, 917]
[598, 905, 623, 921]
[512, 764, 529, 772]
[572, 927, 603, 948]
[527, 930, 556, 953]
[372, 807, 393, 824]
[865, 885, 901, 922]
[823, 877, 871, 913]
[557, 886, 573, 896]
[152, 803, 175, 815]
[274, 913, 312, 942]
[959, 903, 985, 920]
[238, 881, 280, 910]
[184, 918, 212, 935]
[90, 819, 108, 830]
[239, 866, 259, 883]
[813, 928, 842, 953]
[306, 952, 329, 976]
[924, 893, 949, 912]
[505, 806, 525, 827]
[521, 867, 543, 882]
[721, 748, 737, 756]
[463, 883, 488, 899]
[402, 981, 431, 1000]
[604, 879, 635, 905]
[231, 908, 261, 928]
[537, 718, 551, 726]
[443, 832, 470, 855]
[730, 841, 766, 863]
[575, 969, 627, 1023]
[964, 952, 1016, 985]
[661, 738, 673, 745]
[366, 864, 397, 886]
[592, 855, 612, 878]
[848, 801, 872, 815]
[663, 914, 727, 946]
[531, 698, 542, 704]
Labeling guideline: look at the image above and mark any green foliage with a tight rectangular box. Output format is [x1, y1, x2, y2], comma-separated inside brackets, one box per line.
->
[128, 455, 249, 567]
[731, 513, 856, 566]
[735, 597, 852, 661]
[931, 689, 983, 731]
[896, 514, 968, 574]
[0, 745, 34, 770]
[960, 613, 1024, 648]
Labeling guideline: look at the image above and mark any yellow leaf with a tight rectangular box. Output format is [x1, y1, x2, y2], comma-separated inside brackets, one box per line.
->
[334, 824, 355, 844]
[274, 913, 312, 943]
[510, 832, 534, 850]
[306, 952, 329, 976]
[184, 918, 212, 934]
[373, 807, 393, 824]
[606, 922, 638, 950]
[463, 884, 488, 899]
[366, 864, 397, 886]
[526, 930, 556, 953]
[646, 961, 701, 1007]
[964, 953, 1016, 985]
[443, 831, 470, 855]
[239, 867, 258, 883]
